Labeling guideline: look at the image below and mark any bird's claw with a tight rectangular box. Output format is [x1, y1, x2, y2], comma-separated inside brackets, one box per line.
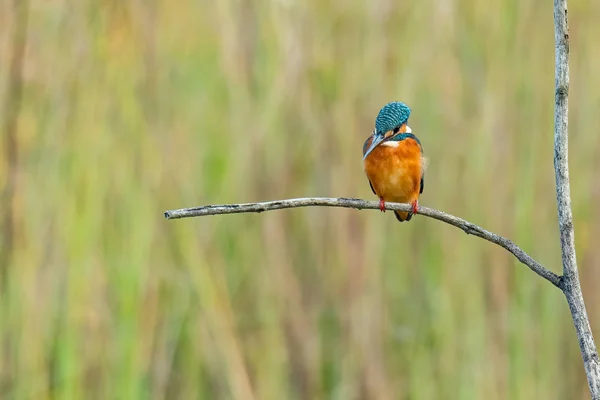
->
[379, 198, 386, 212]
[411, 200, 419, 215]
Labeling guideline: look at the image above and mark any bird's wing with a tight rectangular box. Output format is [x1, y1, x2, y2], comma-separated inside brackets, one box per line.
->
[418, 136, 424, 194]
[362, 135, 374, 157]
[369, 179, 376, 195]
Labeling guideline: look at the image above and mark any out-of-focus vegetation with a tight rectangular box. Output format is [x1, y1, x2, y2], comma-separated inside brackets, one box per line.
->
[1, 0, 599, 398]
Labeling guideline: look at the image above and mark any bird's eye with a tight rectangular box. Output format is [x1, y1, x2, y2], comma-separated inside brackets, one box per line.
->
[393, 127, 400, 134]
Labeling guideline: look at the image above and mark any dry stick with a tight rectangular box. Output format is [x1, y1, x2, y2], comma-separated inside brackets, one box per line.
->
[553, 0, 600, 396]
[165, 197, 561, 288]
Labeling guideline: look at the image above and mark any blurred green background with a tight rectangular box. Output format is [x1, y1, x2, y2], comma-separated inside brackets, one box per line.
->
[1, 0, 600, 398]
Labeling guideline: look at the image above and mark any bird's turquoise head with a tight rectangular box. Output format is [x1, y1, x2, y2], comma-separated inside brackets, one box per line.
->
[363, 101, 411, 160]
[375, 102, 411, 135]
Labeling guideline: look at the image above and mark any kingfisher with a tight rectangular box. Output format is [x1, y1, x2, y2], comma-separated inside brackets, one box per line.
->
[362, 101, 424, 222]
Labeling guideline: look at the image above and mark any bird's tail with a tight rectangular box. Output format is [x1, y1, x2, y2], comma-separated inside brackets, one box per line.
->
[394, 210, 413, 222]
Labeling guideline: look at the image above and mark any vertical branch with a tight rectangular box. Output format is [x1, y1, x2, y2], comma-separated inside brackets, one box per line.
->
[1, 0, 28, 288]
[553, 0, 600, 397]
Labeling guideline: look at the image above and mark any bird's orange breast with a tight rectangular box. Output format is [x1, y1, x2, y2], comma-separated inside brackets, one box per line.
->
[364, 138, 423, 204]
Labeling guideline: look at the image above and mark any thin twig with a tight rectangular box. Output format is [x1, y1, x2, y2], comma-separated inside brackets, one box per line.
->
[553, 0, 600, 396]
[165, 197, 561, 287]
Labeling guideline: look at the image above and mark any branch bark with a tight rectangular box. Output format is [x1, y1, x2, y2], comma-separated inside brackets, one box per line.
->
[165, 197, 561, 287]
[553, 0, 600, 396]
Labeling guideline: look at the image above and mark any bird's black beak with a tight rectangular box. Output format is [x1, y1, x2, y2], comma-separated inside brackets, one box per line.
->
[363, 132, 384, 160]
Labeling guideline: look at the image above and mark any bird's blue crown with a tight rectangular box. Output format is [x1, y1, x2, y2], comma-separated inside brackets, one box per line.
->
[375, 102, 411, 135]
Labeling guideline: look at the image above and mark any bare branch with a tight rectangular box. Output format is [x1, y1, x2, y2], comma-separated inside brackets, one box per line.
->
[165, 197, 561, 287]
[553, 0, 600, 396]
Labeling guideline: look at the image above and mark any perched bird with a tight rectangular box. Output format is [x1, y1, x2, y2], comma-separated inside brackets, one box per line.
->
[362, 101, 424, 222]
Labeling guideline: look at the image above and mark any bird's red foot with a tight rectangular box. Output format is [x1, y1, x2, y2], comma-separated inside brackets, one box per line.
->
[411, 200, 419, 215]
[379, 198, 386, 212]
